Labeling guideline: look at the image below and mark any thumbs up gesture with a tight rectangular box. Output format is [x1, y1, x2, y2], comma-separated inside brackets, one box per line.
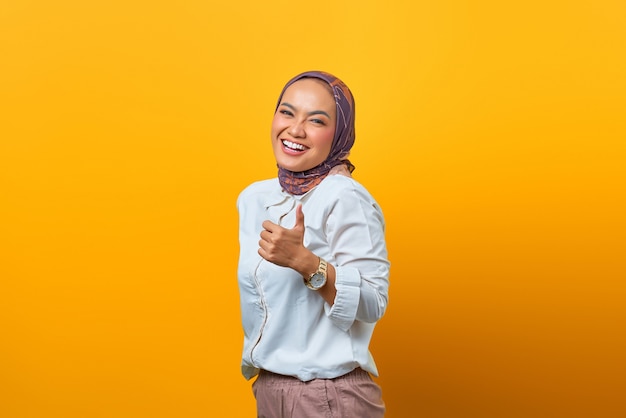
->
[258, 204, 308, 271]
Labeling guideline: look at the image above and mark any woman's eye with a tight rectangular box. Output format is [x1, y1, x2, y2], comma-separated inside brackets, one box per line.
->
[310, 118, 325, 125]
[280, 109, 293, 116]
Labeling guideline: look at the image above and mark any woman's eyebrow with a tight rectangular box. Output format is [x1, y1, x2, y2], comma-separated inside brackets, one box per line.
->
[280, 102, 331, 119]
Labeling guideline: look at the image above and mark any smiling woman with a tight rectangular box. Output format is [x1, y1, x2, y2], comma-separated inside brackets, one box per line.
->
[271, 78, 336, 173]
[236, 71, 390, 417]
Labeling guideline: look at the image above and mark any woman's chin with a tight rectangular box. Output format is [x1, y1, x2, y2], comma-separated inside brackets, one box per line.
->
[276, 160, 309, 173]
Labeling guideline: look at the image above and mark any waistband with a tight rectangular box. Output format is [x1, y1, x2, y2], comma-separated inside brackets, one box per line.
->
[258, 367, 370, 383]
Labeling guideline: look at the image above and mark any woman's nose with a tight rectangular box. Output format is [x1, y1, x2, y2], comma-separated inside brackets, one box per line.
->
[287, 120, 305, 137]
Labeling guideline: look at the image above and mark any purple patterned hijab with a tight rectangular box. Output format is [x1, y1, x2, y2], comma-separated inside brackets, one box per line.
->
[276, 71, 356, 195]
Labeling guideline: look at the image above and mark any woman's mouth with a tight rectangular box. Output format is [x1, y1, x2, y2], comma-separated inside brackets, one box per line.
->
[282, 140, 307, 152]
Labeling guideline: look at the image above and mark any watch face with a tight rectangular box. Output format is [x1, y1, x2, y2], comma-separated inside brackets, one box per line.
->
[309, 272, 327, 290]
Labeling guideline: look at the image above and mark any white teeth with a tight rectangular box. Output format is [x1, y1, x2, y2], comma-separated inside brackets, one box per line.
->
[282, 140, 305, 151]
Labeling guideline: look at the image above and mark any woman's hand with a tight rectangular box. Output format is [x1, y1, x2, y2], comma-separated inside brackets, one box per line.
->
[258, 205, 315, 275]
[259, 204, 337, 303]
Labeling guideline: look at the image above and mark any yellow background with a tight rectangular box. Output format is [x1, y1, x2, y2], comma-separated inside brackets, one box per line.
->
[1, 0, 624, 417]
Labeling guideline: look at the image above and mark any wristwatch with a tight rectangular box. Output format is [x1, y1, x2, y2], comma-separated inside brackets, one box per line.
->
[304, 257, 328, 290]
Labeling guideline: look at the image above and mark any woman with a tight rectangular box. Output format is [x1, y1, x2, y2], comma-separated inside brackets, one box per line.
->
[237, 70, 390, 417]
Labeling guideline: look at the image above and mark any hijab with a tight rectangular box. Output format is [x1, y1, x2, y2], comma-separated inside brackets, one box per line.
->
[276, 71, 356, 195]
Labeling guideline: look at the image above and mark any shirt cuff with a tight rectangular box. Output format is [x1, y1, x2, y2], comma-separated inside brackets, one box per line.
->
[324, 266, 360, 332]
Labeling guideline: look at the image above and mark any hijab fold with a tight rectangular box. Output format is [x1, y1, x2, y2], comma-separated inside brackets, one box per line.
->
[276, 71, 356, 195]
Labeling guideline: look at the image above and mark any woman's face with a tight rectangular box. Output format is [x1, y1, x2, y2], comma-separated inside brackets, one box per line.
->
[271, 78, 336, 173]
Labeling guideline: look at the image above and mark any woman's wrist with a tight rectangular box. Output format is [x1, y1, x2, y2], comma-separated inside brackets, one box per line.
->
[298, 250, 321, 278]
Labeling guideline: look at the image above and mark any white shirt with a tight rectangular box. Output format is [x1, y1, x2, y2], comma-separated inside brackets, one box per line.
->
[237, 174, 390, 381]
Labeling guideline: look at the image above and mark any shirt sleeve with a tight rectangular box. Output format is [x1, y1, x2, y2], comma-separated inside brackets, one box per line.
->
[323, 183, 390, 331]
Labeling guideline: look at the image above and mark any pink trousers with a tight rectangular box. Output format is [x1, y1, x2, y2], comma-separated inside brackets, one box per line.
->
[252, 368, 385, 418]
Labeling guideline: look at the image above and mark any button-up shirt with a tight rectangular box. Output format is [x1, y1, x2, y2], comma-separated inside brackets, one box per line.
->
[237, 174, 390, 382]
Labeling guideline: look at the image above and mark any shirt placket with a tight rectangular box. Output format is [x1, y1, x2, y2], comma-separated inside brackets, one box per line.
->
[248, 195, 297, 366]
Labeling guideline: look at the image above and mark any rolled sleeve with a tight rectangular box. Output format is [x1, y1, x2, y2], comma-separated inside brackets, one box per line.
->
[322, 178, 390, 331]
[325, 266, 361, 331]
